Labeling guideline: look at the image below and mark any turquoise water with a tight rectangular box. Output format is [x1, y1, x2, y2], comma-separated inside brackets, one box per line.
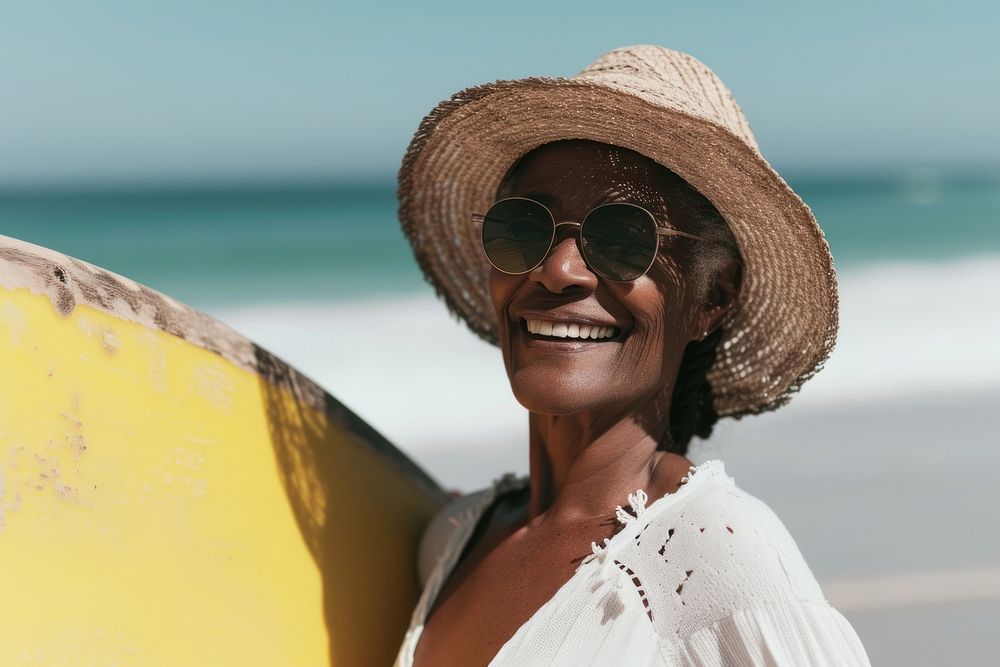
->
[1, 170, 998, 310]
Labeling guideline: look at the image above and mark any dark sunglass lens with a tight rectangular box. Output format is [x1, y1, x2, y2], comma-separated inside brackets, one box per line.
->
[581, 205, 658, 281]
[481, 199, 553, 274]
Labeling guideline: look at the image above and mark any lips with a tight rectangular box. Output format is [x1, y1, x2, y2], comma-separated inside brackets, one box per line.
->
[509, 302, 629, 350]
[524, 318, 619, 340]
[516, 319, 627, 350]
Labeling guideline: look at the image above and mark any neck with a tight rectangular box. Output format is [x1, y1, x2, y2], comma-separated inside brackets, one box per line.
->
[525, 394, 690, 525]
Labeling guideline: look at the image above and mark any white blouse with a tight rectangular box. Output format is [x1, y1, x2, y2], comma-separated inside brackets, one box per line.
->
[393, 459, 871, 666]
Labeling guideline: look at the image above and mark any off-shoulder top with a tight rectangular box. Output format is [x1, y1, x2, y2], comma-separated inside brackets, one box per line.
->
[393, 459, 871, 666]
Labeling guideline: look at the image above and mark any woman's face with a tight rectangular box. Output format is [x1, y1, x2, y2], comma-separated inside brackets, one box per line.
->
[488, 140, 720, 416]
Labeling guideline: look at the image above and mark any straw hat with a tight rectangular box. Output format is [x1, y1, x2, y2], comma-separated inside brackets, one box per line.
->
[397, 44, 838, 418]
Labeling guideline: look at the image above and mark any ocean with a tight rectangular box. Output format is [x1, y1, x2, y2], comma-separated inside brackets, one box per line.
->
[2, 168, 999, 310]
[1, 169, 998, 468]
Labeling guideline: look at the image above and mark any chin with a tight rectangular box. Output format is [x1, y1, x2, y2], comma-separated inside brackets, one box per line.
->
[510, 381, 618, 416]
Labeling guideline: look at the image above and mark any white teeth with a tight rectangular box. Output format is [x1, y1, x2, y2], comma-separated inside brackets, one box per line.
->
[525, 319, 618, 340]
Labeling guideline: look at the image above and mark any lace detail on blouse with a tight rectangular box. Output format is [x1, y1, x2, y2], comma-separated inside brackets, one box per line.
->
[395, 460, 871, 667]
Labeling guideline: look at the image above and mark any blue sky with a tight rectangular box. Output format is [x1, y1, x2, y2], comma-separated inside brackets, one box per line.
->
[1, 0, 997, 185]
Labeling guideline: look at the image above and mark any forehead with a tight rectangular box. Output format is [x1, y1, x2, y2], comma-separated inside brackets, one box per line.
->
[502, 140, 683, 216]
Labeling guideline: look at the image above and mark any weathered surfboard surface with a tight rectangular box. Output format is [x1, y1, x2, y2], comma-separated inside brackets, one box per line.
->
[0, 234, 447, 666]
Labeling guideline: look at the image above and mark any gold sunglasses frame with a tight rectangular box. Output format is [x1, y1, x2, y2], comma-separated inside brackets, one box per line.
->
[471, 196, 714, 282]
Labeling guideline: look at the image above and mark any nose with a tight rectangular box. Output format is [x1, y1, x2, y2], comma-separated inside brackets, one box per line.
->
[528, 224, 599, 293]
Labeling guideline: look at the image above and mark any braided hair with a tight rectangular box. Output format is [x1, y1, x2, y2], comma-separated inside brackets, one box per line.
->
[664, 327, 725, 453]
[659, 183, 742, 454]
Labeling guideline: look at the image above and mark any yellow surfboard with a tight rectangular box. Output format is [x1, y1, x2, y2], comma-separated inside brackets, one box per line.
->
[0, 234, 447, 666]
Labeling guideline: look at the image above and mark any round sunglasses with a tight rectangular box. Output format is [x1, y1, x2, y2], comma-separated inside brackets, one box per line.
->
[472, 196, 715, 282]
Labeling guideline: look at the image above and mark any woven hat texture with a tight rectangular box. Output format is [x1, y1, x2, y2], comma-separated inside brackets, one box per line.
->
[397, 44, 839, 418]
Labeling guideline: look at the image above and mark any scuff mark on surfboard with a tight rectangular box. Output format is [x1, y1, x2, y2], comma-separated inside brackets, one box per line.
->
[159, 462, 209, 501]
[68, 433, 88, 458]
[195, 363, 235, 414]
[183, 435, 218, 446]
[0, 446, 25, 532]
[4, 429, 95, 524]
[102, 329, 121, 354]
[77, 315, 122, 355]
[60, 411, 82, 429]
[0, 447, 16, 531]
[2, 299, 28, 346]
[138, 328, 168, 393]
[171, 447, 207, 472]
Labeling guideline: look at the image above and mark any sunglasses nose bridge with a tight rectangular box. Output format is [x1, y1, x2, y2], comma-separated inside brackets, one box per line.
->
[549, 220, 582, 249]
[545, 220, 583, 254]
[532, 220, 596, 281]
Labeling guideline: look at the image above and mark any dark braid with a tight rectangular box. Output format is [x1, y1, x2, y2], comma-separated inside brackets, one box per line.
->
[662, 327, 724, 453]
[659, 186, 741, 454]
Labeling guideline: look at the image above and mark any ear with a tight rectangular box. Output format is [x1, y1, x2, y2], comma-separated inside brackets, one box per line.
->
[694, 255, 741, 340]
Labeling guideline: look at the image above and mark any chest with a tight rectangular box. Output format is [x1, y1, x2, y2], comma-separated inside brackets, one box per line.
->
[412, 520, 617, 667]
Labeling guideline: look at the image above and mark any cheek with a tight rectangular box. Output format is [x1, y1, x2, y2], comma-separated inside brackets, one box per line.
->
[614, 274, 692, 381]
[488, 268, 517, 312]
[488, 268, 522, 340]
[620, 298, 669, 379]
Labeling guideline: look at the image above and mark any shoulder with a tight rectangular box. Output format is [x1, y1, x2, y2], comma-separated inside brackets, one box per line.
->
[415, 488, 487, 589]
[630, 466, 871, 664]
[680, 471, 823, 593]
[701, 482, 823, 600]
[415, 472, 528, 589]
[679, 477, 825, 601]
[621, 463, 826, 635]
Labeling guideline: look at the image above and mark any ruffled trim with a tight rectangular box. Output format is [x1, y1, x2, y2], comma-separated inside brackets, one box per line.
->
[615, 488, 649, 525]
[580, 461, 722, 569]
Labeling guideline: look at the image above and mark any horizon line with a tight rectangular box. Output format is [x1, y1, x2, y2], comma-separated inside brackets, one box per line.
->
[2, 161, 1000, 195]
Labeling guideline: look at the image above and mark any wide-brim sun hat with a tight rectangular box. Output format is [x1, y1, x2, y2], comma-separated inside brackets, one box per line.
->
[397, 44, 838, 419]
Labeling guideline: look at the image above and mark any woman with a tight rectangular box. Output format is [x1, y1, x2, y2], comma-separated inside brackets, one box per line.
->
[393, 45, 871, 666]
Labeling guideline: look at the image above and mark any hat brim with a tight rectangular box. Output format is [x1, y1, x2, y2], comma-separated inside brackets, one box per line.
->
[397, 76, 839, 418]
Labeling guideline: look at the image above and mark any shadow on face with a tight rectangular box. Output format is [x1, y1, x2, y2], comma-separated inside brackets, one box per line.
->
[486, 139, 735, 430]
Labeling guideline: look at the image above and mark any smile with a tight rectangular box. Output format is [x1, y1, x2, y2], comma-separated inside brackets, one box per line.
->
[523, 318, 620, 341]
[522, 318, 620, 349]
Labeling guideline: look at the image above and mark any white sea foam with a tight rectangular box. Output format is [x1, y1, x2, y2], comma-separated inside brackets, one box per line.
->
[213, 254, 1000, 470]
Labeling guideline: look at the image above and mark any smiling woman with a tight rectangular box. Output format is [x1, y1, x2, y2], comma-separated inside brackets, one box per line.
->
[489, 140, 744, 452]
[393, 44, 870, 666]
